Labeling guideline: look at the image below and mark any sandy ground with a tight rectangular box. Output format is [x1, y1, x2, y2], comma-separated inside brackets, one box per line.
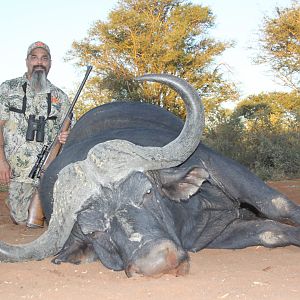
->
[0, 179, 299, 300]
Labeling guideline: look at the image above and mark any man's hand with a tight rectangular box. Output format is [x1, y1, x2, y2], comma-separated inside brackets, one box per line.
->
[0, 159, 12, 184]
[58, 130, 69, 144]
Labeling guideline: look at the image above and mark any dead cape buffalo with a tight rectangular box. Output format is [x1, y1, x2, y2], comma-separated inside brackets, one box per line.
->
[0, 74, 299, 277]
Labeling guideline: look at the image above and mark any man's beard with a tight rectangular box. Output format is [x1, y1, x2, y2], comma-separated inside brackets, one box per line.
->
[30, 69, 48, 93]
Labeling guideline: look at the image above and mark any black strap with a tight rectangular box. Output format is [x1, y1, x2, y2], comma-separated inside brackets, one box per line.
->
[47, 93, 56, 120]
[8, 82, 57, 120]
[9, 82, 27, 115]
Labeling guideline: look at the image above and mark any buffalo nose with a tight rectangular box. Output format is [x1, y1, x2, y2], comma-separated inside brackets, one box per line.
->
[125, 240, 190, 277]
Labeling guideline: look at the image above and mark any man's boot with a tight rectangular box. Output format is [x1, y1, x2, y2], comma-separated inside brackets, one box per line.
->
[26, 192, 44, 228]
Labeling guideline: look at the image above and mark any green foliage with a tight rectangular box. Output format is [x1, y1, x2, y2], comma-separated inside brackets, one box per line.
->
[256, 2, 300, 91]
[66, 0, 300, 181]
[236, 91, 300, 129]
[245, 130, 300, 180]
[204, 92, 300, 180]
[67, 0, 238, 118]
[205, 109, 245, 161]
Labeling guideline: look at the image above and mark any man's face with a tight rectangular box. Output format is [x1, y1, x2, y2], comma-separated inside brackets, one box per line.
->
[26, 48, 51, 79]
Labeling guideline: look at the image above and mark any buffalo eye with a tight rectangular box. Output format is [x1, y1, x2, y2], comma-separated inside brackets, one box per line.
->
[137, 188, 153, 207]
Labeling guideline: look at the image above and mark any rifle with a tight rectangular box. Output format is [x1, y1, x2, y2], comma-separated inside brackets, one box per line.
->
[29, 65, 93, 179]
[26, 65, 92, 228]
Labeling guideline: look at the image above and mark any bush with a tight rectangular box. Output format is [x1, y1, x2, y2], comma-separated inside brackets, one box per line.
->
[246, 130, 300, 180]
[203, 112, 300, 180]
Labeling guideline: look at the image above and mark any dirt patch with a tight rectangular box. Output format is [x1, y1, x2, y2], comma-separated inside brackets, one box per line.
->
[0, 180, 299, 300]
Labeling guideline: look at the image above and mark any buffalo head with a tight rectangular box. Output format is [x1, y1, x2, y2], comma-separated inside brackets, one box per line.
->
[60, 167, 209, 277]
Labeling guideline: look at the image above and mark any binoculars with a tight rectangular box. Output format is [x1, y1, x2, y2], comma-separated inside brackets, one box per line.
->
[26, 115, 46, 142]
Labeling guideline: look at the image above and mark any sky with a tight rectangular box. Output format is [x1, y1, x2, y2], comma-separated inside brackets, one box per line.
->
[0, 0, 295, 98]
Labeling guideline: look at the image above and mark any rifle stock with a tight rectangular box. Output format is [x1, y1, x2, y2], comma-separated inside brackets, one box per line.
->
[39, 116, 72, 175]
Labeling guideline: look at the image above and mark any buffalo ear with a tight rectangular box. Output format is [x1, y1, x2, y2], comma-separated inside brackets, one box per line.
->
[159, 166, 209, 202]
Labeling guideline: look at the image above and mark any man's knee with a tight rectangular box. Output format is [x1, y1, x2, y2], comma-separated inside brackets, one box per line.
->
[7, 181, 35, 224]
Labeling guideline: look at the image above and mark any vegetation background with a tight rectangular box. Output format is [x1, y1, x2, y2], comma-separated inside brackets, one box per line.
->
[1, 0, 299, 193]
[66, 0, 299, 181]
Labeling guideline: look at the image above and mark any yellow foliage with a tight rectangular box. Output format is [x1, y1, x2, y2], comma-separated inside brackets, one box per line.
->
[66, 0, 237, 118]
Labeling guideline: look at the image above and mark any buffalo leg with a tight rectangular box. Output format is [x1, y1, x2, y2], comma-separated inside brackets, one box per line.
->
[245, 195, 300, 226]
[231, 185, 300, 226]
[202, 149, 300, 225]
[207, 219, 300, 249]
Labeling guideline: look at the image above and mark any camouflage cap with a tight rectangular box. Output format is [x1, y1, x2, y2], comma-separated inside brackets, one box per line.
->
[27, 41, 51, 57]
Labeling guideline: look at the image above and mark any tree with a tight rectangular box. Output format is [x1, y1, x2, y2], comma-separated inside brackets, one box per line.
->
[255, 1, 300, 91]
[67, 0, 238, 118]
[203, 92, 300, 180]
[235, 91, 300, 130]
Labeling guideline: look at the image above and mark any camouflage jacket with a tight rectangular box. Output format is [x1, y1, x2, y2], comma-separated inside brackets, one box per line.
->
[0, 74, 71, 183]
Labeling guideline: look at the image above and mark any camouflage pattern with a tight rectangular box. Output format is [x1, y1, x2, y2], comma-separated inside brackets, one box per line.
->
[27, 41, 51, 58]
[0, 74, 70, 221]
[6, 181, 37, 224]
[0, 73, 70, 182]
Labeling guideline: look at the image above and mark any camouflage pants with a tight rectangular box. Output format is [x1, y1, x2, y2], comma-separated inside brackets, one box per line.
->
[6, 181, 37, 224]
